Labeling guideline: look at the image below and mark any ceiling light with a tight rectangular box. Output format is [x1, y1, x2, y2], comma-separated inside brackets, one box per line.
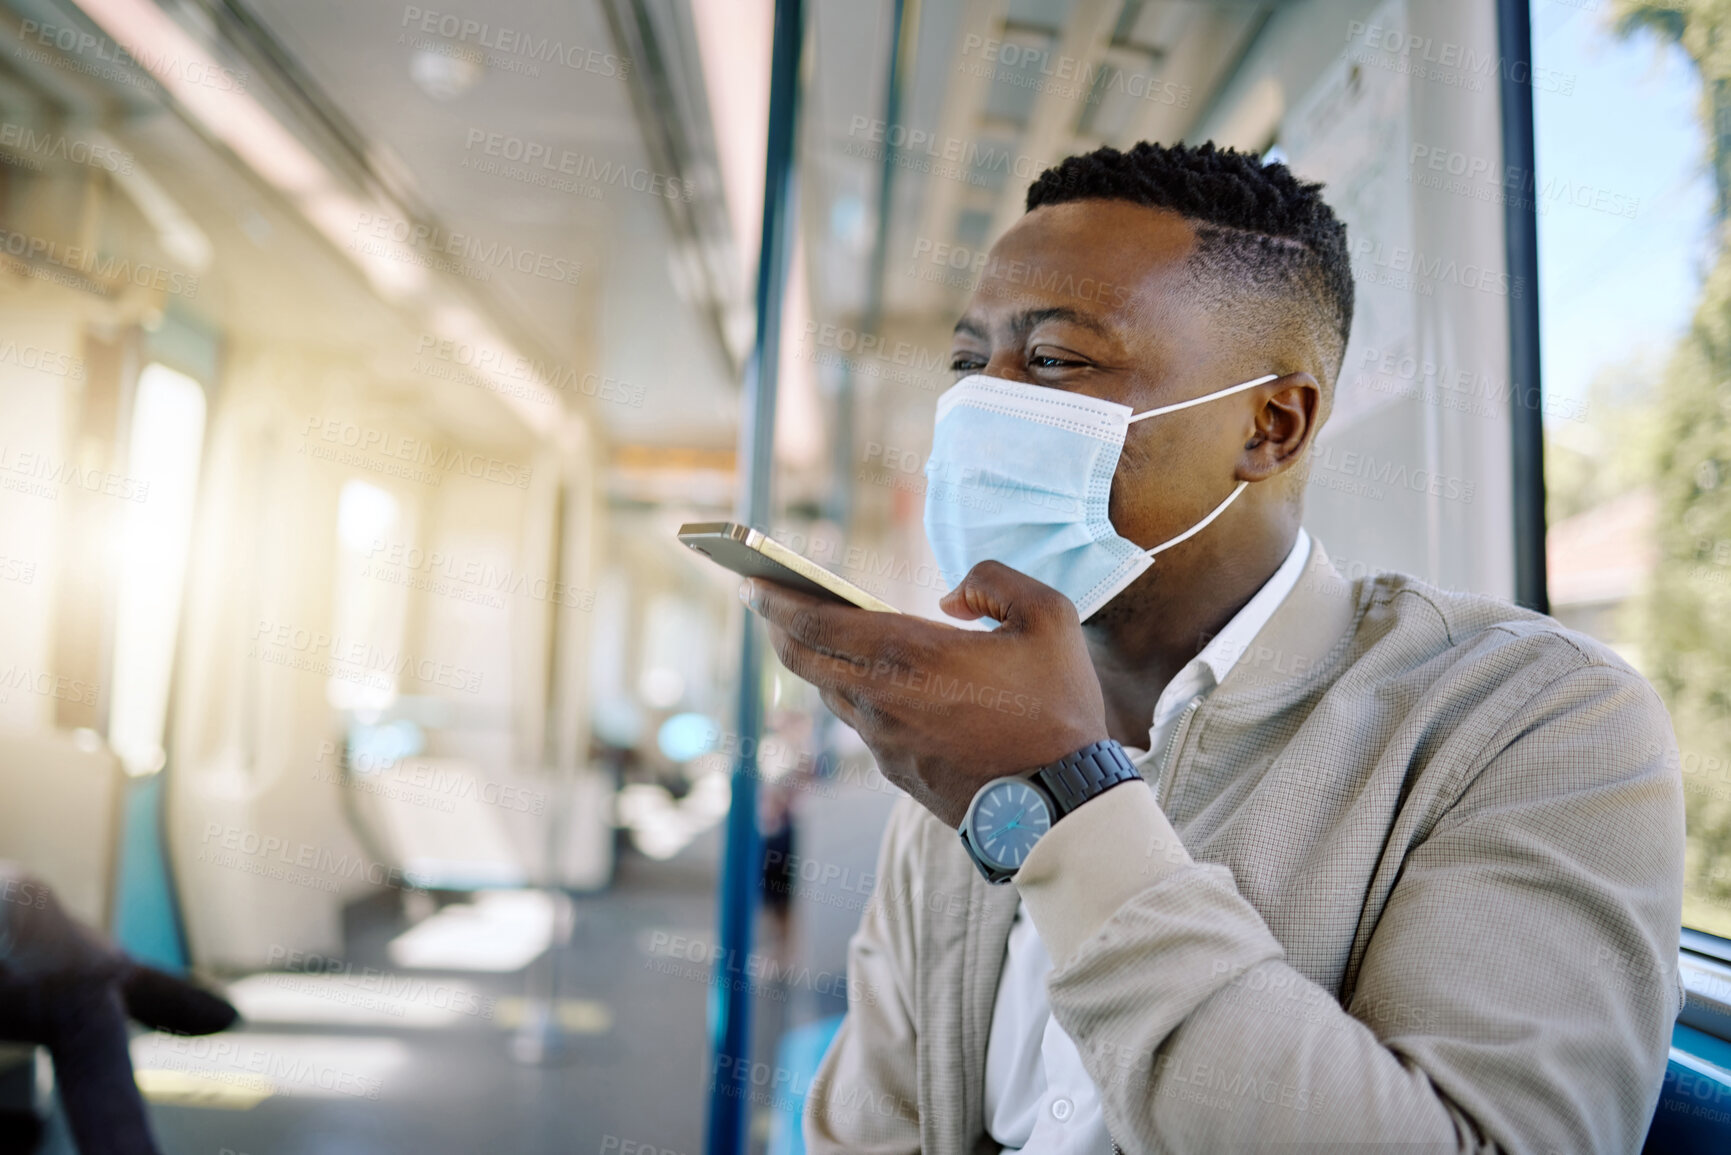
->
[411, 48, 482, 100]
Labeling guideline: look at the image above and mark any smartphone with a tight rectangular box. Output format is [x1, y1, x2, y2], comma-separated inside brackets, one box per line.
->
[677, 522, 899, 613]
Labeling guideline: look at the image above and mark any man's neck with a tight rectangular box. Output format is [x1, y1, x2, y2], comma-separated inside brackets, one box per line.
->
[1083, 531, 1298, 747]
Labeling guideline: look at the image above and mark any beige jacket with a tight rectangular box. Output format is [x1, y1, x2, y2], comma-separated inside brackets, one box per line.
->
[804, 541, 1685, 1155]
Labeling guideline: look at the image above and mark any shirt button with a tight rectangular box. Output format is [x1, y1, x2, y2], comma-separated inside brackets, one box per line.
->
[1051, 1097, 1073, 1121]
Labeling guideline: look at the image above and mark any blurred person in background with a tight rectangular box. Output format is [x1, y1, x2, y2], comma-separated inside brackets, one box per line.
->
[0, 862, 237, 1155]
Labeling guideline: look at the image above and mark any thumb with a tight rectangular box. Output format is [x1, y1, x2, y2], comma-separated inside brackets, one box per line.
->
[939, 560, 1076, 630]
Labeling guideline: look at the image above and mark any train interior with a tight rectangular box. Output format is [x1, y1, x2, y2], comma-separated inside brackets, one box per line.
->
[0, 0, 1728, 1151]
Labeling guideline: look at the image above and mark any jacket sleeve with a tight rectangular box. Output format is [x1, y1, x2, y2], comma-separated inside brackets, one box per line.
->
[1015, 661, 1685, 1155]
[803, 796, 925, 1154]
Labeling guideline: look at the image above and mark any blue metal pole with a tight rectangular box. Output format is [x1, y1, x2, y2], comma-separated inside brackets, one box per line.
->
[706, 1, 804, 1151]
[828, 0, 906, 532]
[1496, 0, 1547, 613]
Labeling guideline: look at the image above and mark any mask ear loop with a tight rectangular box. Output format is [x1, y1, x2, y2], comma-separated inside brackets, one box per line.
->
[1125, 374, 1280, 423]
[1124, 372, 1274, 558]
[1145, 481, 1249, 558]
[1121, 372, 1276, 557]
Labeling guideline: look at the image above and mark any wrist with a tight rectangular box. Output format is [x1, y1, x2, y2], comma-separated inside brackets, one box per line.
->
[1027, 739, 1137, 819]
[957, 738, 1140, 884]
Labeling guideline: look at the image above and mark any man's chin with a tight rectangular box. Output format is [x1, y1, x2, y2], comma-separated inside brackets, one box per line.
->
[1081, 590, 1139, 631]
[1080, 569, 1160, 630]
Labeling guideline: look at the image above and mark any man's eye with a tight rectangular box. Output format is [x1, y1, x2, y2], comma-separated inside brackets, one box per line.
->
[1031, 353, 1085, 369]
[950, 354, 986, 372]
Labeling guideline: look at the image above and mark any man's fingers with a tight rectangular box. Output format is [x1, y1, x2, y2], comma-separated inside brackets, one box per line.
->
[817, 686, 862, 732]
[768, 616, 948, 704]
[766, 623, 933, 737]
[938, 560, 1077, 631]
[750, 579, 947, 683]
[773, 646, 895, 743]
[765, 624, 872, 695]
[743, 579, 873, 660]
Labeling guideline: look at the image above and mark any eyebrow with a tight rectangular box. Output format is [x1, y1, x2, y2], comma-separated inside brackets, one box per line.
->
[952, 306, 1115, 342]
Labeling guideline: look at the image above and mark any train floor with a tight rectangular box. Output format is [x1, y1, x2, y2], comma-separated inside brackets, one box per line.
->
[95, 835, 751, 1155]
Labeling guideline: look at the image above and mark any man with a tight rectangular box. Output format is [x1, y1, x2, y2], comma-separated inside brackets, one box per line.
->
[747, 142, 1684, 1153]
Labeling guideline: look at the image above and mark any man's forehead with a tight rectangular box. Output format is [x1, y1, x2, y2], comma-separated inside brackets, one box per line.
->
[957, 200, 1198, 333]
[953, 305, 1114, 342]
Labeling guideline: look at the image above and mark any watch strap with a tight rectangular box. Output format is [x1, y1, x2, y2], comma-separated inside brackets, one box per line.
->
[1030, 739, 1139, 821]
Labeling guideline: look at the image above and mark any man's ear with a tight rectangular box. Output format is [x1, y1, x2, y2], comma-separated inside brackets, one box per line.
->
[1238, 373, 1319, 482]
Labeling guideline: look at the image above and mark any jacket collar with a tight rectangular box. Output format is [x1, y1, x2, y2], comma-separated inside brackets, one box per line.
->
[1207, 537, 1363, 708]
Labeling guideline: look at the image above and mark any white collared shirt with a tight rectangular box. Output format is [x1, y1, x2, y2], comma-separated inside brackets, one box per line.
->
[982, 529, 1312, 1153]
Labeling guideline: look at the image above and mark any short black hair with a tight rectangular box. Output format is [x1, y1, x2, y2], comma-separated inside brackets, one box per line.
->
[1026, 141, 1355, 412]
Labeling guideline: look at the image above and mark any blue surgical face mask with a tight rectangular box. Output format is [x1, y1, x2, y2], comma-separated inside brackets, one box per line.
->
[923, 372, 1278, 620]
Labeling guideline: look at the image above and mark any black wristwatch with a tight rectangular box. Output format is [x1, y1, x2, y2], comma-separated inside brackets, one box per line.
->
[957, 739, 1141, 884]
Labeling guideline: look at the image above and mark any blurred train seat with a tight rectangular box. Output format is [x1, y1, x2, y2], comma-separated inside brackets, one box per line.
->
[766, 1014, 841, 1155]
[1646, 1032, 1731, 1154]
[346, 753, 614, 894]
[349, 756, 529, 892]
[1645, 945, 1731, 1153]
[0, 728, 119, 926]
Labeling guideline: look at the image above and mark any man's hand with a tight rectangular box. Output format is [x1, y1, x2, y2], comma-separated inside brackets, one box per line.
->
[743, 560, 1109, 826]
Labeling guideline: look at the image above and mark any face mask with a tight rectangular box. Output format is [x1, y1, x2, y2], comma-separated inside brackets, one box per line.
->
[922, 372, 1278, 621]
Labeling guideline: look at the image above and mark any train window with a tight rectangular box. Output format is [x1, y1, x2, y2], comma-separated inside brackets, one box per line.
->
[1531, 3, 1731, 940]
[329, 478, 410, 714]
[107, 362, 207, 778]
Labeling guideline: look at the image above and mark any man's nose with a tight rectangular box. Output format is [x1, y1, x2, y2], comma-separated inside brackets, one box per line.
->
[981, 355, 1037, 385]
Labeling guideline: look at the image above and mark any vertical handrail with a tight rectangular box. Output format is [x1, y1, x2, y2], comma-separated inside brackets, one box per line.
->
[706, 1, 804, 1152]
[829, 0, 909, 530]
[1497, 0, 1548, 612]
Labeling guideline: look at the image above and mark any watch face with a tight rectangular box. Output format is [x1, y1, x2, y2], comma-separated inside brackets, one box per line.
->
[969, 778, 1052, 873]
